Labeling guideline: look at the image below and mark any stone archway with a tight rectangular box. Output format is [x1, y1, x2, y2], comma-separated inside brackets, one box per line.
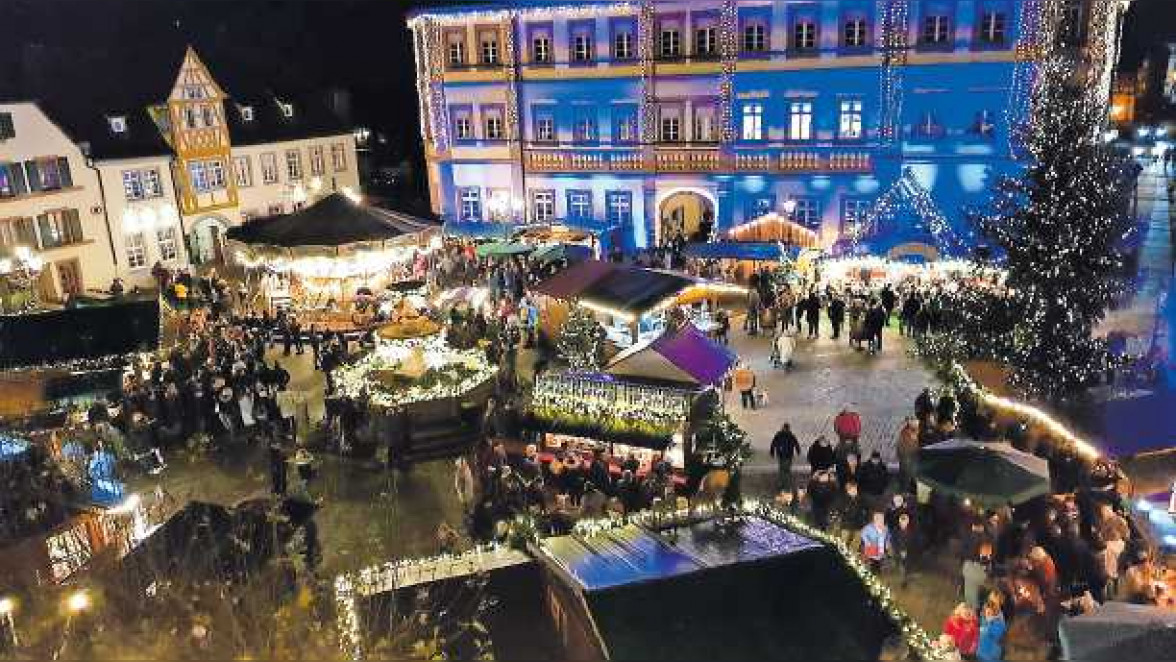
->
[190, 216, 230, 264]
[655, 188, 717, 246]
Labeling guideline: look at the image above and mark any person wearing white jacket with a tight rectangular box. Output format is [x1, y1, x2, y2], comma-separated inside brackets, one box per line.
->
[774, 327, 797, 369]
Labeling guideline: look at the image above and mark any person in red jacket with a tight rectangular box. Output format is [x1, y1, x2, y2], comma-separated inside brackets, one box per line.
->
[943, 602, 979, 658]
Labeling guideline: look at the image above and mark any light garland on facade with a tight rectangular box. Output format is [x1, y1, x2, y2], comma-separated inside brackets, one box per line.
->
[638, 1, 658, 147]
[877, 0, 910, 147]
[718, 0, 738, 144]
[407, 3, 638, 29]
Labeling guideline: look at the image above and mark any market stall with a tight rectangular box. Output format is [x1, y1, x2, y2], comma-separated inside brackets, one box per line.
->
[531, 260, 745, 349]
[727, 212, 821, 247]
[226, 193, 438, 331]
[525, 323, 732, 479]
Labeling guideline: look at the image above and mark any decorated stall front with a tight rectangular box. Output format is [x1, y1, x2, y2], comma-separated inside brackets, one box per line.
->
[227, 193, 438, 332]
[532, 260, 744, 349]
[526, 323, 734, 478]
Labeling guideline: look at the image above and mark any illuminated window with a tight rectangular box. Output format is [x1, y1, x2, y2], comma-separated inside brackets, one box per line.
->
[123, 170, 145, 200]
[454, 113, 473, 140]
[979, 12, 1006, 44]
[534, 110, 555, 142]
[447, 39, 466, 67]
[36, 209, 83, 248]
[922, 15, 952, 45]
[839, 99, 864, 139]
[606, 191, 632, 225]
[842, 198, 872, 235]
[793, 198, 820, 228]
[844, 18, 869, 47]
[694, 108, 716, 142]
[142, 169, 163, 197]
[567, 190, 592, 219]
[331, 143, 347, 171]
[531, 190, 554, 223]
[789, 101, 813, 140]
[574, 110, 597, 143]
[485, 112, 504, 140]
[615, 110, 638, 143]
[741, 103, 764, 140]
[480, 32, 499, 64]
[188, 159, 226, 192]
[743, 23, 767, 52]
[459, 187, 482, 221]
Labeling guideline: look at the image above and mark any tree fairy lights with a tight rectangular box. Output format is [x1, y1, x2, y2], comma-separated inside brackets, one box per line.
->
[965, 56, 1135, 403]
[877, 0, 910, 146]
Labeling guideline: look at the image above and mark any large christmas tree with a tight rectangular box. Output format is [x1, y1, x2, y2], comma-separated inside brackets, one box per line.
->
[556, 307, 605, 371]
[970, 57, 1135, 403]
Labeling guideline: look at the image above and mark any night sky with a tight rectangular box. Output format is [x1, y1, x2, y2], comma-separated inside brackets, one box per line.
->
[2, 0, 1173, 166]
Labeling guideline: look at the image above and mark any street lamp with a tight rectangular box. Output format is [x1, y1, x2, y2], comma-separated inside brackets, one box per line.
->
[67, 590, 90, 614]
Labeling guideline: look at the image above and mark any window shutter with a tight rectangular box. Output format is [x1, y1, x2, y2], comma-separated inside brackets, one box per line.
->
[66, 209, 82, 243]
[36, 214, 50, 248]
[0, 112, 13, 139]
[24, 161, 41, 191]
[57, 157, 73, 188]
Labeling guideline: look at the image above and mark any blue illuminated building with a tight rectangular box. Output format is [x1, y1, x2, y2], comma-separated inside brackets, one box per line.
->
[407, 0, 1128, 256]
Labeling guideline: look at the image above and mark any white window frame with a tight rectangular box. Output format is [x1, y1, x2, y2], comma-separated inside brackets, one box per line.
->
[261, 153, 279, 184]
[842, 199, 871, 234]
[331, 143, 347, 172]
[845, 18, 868, 47]
[156, 225, 179, 261]
[208, 159, 226, 189]
[794, 198, 820, 227]
[660, 28, 681, 58]
[188, 162, 209, 192]
[696, 26, 718, 57]
[459, 187, 482, 221]
[309, 146, 325, 176]
[122, 170, 144, 201]
[606, 191, 632, 225]
[614, 31, 634, 60]
[574, 113, 596, 143]
[789, 101, 813, 141]
[532, 190, 555, 223]
[617, 113, 638, 143]
[480, 33, 500, 64]
[741, 103, 764, 141]
[536, 115, 555, 142]
[743, 23, 767, 52]
[285, 150, 302, 181]
[455, 115, 473, 140]
[573, 33, 594, 63]
[568, 190, 592, 219]
[142, 168, 162, 197]
[660, 114, 681, 142]
[794, 21, 817, 50]
[533, 34, 551, 63]
[694, 109, 716, 142]
[448, 39, 466, 67]
[839, 99, 864, 139]
[234, 156, 253, 187]
[980, 11, 1006, 44]
[485, 113, 504, 140]
[126, 231, 148, 269]
[923, 15, 951, 44]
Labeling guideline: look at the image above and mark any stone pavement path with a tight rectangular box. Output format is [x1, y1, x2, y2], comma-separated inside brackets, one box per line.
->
[722, 316, 939, 473]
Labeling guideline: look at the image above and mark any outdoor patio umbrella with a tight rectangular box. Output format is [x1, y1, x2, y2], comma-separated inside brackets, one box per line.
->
[530, 243, 593, 264]
[917, 438, 1050, 508]
[475, 242, 534, 259]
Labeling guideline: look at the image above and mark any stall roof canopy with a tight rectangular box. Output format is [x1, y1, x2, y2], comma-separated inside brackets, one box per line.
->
[537, 515, 896, 661]
[531, 259, 620, 300]
[683, 241, 801, 262]
[580, 268, 695, 318]
[442, 220, 519, 240]
[607, 322, 735, 387]
[226, 193, 432, 247]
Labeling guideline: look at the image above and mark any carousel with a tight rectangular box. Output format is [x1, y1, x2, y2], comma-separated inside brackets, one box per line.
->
[330, 295, 497, 460]
[226, 192, 439, 334]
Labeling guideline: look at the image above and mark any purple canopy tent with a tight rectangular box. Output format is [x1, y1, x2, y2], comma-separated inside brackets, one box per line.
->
[606, 322, 736, 387]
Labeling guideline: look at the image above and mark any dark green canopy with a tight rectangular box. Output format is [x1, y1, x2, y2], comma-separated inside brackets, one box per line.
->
[917, 439, 1050, 507]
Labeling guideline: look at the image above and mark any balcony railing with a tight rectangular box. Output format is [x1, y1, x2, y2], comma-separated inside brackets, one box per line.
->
[523, 146, 874, 175]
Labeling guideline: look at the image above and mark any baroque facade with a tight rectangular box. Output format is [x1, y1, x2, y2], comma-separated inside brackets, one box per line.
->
[408, 0, 1130, 255]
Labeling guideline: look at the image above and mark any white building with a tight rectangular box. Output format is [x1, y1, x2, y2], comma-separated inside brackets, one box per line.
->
[0, 46, 362, 298]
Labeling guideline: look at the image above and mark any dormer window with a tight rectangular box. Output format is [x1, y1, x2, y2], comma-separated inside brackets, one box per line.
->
[108, 115, 128, 134]
[279, 102, 294, 118]
[240, 105, 255, 122]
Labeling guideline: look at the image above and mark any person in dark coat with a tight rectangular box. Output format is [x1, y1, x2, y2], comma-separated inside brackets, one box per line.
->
[807, 470, 838, 530]
[866, 300, 887, 353]
[586, 450, 613, 496]
[770, 423, 802, 490]
[879, 284, 897, 324]
[804, 291, 821, 339]
[859, 450, 890, 500]
[807, 436, 836, 473]
[828, 294, 846, 340]
[269, 438, 288, 495]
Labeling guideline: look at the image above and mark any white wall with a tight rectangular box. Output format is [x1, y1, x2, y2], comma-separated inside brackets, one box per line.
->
[96, 155, 187, 289]
[230, 133, 361, 222]
[0, 102, 117, 299]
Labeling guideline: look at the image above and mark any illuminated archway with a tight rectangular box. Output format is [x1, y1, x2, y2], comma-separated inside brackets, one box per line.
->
[655, 187, 717, 246]
[190, 215, 231, 264]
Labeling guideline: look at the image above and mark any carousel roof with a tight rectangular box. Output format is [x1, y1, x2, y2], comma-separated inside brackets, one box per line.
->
[606, 322, 735, 387]
[226, 193, 431, 248]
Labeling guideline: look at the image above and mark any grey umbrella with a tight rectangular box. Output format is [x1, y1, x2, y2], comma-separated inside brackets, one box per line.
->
[917, 438, 1051, 508]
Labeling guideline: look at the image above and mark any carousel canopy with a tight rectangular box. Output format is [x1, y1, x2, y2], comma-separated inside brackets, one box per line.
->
[226, 193, 427, 248]
[683, 241, 801, 262]
[607, 322, 735, 387]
